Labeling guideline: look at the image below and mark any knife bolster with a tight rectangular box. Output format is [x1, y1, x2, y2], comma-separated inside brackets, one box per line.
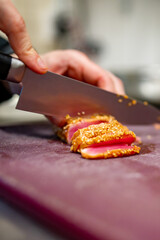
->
[0, 52, 25, 83]
[7, 57, 25, 83]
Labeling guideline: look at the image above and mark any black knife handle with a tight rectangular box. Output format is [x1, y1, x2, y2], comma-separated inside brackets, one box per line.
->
[0, 52, 25, 83]
[0, 52, 12, 80]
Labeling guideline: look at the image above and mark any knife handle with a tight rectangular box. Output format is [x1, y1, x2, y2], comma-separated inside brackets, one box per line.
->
[0, 52, 25, 83]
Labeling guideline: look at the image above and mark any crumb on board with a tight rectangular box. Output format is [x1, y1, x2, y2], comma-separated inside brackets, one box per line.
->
[135, 136, 142, 144]
[154, 123, 160, 130]
[132, 100, 137, 105]
[123, 95, 129, 99]
[143, 101, 148, 106]
[128, 102, 132, 107]
[147, 135, 152, 139]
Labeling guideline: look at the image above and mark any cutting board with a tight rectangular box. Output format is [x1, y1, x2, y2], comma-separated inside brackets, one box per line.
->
[0, 121, 160, 240]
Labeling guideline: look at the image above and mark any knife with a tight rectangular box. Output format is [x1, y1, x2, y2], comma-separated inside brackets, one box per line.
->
[0, 52, 160, 124]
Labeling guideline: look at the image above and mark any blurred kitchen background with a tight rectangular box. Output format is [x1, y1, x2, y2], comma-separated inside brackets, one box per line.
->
[0, 0, 160, 122]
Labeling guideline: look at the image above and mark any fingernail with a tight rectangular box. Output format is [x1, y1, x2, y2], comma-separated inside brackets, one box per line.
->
[37, 57, 47, 72]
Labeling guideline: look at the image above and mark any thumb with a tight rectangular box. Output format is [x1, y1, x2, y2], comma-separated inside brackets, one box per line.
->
[0, 0, 47, 74]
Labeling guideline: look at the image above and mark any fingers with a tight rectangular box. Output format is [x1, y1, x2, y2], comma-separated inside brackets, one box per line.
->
[105, 71, 125, 95]
[42, 50, 69, 75]
[66, 50, 125, 95]
[42, 50, 125, 95]
[0, 0, 47, 74]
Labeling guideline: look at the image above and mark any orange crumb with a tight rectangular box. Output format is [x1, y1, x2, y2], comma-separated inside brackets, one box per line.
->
[143, 101, 148, 106]
[124, 95, 129, 99]
[132, 100, 137, 105]
[128, 102, 132, 107]
[154, 123, 160, 130]
[147, 135, 152, 139]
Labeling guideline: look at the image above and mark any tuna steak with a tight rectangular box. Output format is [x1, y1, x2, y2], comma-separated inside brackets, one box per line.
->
[56, 115, 141, 159]
[71, 120, 140, 159]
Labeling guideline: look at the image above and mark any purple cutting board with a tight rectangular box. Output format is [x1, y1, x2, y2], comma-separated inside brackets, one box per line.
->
[0, 121, 160, 240]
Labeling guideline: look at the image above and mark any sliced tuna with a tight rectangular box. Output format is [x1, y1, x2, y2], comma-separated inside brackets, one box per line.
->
[54, 114, 141, 160]
[81, 144, 140, 159]
[71, 121, 136, 152]
[58, 114, 114, 143]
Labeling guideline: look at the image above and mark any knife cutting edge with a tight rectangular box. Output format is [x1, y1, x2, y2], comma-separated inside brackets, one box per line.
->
[0, 52, 160, 124]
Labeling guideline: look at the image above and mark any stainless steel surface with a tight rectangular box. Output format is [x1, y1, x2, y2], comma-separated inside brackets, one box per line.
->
[7, 58, 25, 83]
[119, 65, 160, 105]
[0, 95, 46, 127]
[16, 68, 160, 124]
[135, 65, 160, 104]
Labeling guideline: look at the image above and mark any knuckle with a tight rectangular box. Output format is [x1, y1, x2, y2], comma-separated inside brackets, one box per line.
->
[66, 49, 88, 59]
[12, 15, 26, 33]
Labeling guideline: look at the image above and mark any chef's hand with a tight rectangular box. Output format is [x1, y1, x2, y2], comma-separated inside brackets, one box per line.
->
[42, 50, 125, 127]
[0, 0, 124, 94]
[0, 0, 47, 74]
[42, 50, 125, 95]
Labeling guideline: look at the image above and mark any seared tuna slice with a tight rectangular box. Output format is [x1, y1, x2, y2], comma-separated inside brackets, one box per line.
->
[58, 114, 114, 143]
[71, 120, 136, 152]
[81, 144, 140, 159]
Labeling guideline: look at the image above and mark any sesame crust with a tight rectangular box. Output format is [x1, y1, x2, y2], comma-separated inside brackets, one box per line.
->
[58, 114, 115, 143]
[71, 120, 136, 152]
[65, 114, 115, 125]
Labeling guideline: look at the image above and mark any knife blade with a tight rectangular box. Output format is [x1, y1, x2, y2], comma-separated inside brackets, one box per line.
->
[0, 52, 160, 124]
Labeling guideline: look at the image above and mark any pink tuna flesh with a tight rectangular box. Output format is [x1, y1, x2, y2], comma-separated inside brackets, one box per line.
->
[82, 144, 134, 156]
[89, 135, 135, 148]
[67, 120, 107, 143]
